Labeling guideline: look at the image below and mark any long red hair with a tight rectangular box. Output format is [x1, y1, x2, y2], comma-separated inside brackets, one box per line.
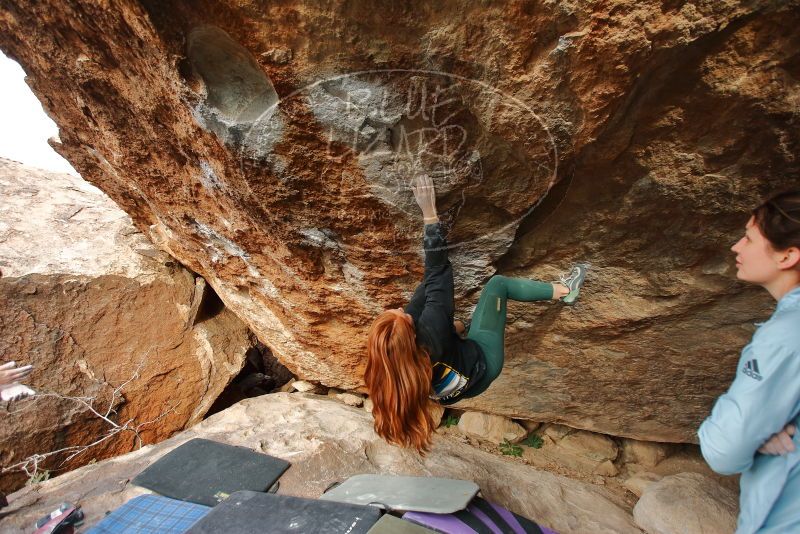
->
[365, 310, 437, 454]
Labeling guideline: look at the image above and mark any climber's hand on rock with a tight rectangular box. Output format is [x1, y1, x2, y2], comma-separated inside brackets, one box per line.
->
[0, 361, 33, 387]
[412, 174, 438, 222]
[758, 424, 796, 455]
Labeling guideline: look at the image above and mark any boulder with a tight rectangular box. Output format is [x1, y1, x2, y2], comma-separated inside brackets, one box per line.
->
[633, 473, 738, 534]
[524, 427, 619, 477]
[326, 387, 344, 398]
[278, 381, 296, 393]
[543, 424, 573, 441]
[594, 460, 619, 478]
[0, 393, 642, 534]
[336, 392, 364, 407]
[1, 2, 797, 442]
[0, 159, 252, 493]
[622, 439, 673, 468]
[291, 380, 320, 393]
[429, 403, 445, 428]
[560, 431, 619, 463]
[649, 447, 739, 493]
[458, 412, 527, 444]
[623, 472, 663, 498]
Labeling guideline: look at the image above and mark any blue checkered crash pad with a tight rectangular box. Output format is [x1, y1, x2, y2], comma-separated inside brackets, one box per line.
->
[86, 494, 211, 533]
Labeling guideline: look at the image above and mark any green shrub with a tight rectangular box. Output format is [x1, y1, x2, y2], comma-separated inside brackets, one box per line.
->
[499, 439, 523, 457]
[443, 414, 459, 428]
[522, 434, 544, 449]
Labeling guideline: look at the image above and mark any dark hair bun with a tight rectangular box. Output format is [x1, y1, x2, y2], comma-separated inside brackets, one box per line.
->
[752, 189, 800, 250]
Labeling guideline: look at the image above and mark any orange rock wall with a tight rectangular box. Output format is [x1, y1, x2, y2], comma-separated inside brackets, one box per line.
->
[0, 160, 252, 493]
[1, 0, 798, 442]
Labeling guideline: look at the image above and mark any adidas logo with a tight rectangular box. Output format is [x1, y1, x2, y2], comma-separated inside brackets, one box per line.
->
[743, 359, 763, 381]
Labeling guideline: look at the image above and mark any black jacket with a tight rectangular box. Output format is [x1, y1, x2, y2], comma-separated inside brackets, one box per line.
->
[404, 222, 486, 404]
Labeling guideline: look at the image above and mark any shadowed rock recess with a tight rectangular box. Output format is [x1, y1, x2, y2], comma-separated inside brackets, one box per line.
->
[1, 1, 798, 442]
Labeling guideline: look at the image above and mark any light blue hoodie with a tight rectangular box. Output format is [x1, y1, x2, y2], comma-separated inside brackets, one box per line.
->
[699, 285, 800, 533]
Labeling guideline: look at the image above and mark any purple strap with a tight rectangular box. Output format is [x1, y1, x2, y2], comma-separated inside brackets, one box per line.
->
[402, 499, 559, 534]
[403, 510, 476, 534]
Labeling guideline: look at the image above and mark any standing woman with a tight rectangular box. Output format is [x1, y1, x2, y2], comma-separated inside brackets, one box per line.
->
[364, 175, 586, 453]
[699, 189, 800, 533]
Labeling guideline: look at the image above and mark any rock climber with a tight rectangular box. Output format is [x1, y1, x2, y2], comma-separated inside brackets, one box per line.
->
[364, 174, 587, 453]
[699, 189, 800, 533]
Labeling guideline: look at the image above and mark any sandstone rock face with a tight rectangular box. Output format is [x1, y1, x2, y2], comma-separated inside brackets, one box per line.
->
[521, 420, 542, 433]
[336, 392, 364, 406]
[326, 387, 344, 398]
[0, 159, 252, 492]
[0, 157, 157, 279]
[633, 472, 738, 534]
[0, 393, 643, 534]
[458, 411, 527, 444]
[429, 403, 445, 428]
[647, 447, 739, 494]
[291, 380, 320, 393]
[524, 424, 620, 477]
[622, 439, 674, 468]
[1, 2, 798, 442]
[560, 430, 619, 463]
[623, 472, 663, 498]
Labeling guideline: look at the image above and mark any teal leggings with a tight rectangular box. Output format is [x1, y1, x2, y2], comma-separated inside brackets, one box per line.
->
[463, 275, 554, 397]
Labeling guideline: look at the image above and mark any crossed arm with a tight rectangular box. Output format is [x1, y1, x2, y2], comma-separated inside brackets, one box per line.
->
[760, 424, 796, 455]
[699, 342, 800, 474]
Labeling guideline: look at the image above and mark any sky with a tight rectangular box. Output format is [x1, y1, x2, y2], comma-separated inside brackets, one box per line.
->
[0, 50, 79, 176]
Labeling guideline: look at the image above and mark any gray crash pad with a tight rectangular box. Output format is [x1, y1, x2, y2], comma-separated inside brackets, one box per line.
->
[320, 474, 480, 513]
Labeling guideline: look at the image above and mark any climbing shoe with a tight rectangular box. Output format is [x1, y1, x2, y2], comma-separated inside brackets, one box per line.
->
[559, 263, 587, 305]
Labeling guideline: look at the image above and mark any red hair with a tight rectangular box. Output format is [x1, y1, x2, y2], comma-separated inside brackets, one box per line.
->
[364, 311, 437, 454]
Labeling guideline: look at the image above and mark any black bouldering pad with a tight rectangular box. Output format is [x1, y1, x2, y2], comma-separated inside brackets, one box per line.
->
[185, 491, 383, 534]
[132, 438, 289, 507]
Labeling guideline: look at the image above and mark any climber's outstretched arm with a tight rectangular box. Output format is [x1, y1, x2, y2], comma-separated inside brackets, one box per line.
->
[404, 282, 426, 320]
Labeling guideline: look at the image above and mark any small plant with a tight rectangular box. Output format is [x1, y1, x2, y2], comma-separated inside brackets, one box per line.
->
[443, 414, 459, 428]
[522, 434, 544, 449]
[499, 439, 523, 457]
[26, 469, 50, 486]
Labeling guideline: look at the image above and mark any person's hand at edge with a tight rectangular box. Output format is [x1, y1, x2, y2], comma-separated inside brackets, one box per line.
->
[0, 361, 35, 402]
[0, 384, 35, 402]
[758, 424, 796, 455]
[0, 361, 32, 387]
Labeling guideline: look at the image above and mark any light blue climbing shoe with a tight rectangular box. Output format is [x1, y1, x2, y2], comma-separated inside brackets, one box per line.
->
[559, 263, 588, 305]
